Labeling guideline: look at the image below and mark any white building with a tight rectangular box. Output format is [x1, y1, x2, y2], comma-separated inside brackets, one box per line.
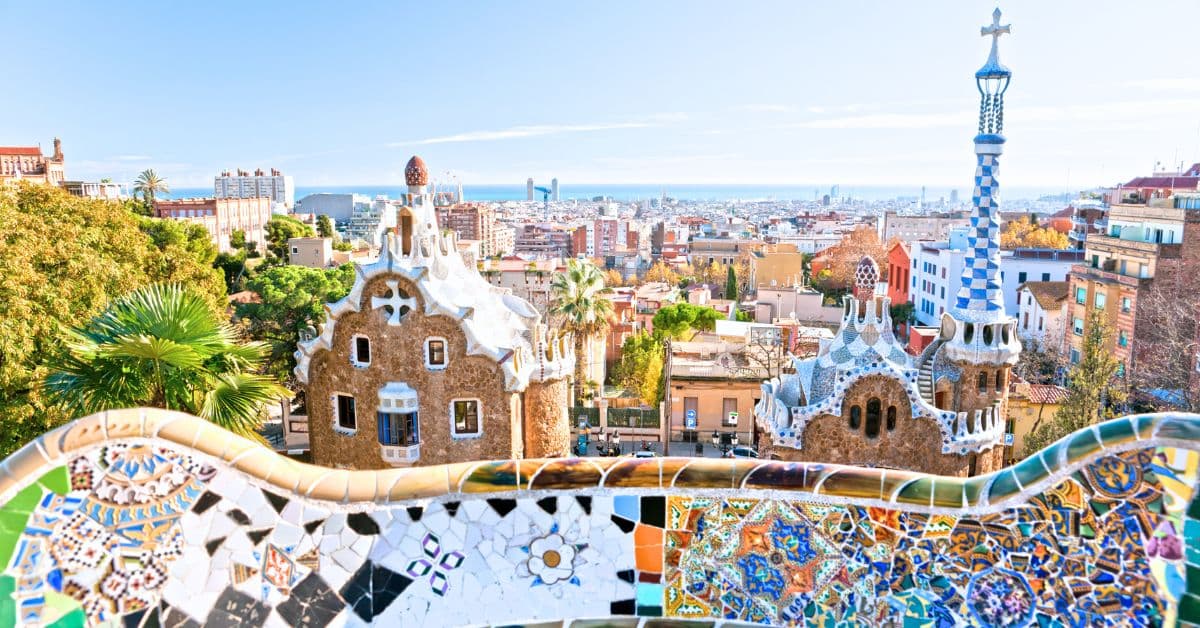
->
[910, 228, 1084, 327]
[345, 195, 399, 249]
[1016, 281, 1069, 351]
[215, 168, 295, 210]
[295, 193, 371, 223]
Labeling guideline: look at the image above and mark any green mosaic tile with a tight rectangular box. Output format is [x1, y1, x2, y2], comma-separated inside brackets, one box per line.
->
[1156, 417, 1200, 443]
[1064, 428, 1102, 466]
[1096, 417, 1137, 448]
[895, 478, 934, 506]
[0, 575, 13, 628]
[985, 470, 1022, 506]
[36, 466, 69, 497]
[0, 481, 44, 571]
[47, 608, 86, 628]
[1012, 453, 1049, 489]
[930, 479, 965, 509]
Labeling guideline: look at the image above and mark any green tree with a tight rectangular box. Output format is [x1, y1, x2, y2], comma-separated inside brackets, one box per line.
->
[237, 264, 356, 385]
[132, 169, 170, 207]
[265, 215, 315, 259]
[42, 284, 287, 441]
[316, 214, 334, 238]
[550, 259, 613, 400]
[0, 183, 227, 456]
[230, 228, 247, 252]
[137, 217, 226, 311]
[734, 309, 752, 322]
[651, 302, 721, 340]
[613, 332, 664, 406]
[725, 265, 738, 300]
[1024, 309, 1124, 453]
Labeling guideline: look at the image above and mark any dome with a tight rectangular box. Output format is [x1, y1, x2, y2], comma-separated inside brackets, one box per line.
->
[405, 155, 428, 186]
[854, 256, 879, 292]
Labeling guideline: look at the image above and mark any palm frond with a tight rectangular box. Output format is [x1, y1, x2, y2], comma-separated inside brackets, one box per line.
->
[200, 373, 288, 440]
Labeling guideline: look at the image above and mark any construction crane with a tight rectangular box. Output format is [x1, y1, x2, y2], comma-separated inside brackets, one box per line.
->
[534, 186, 552, 215]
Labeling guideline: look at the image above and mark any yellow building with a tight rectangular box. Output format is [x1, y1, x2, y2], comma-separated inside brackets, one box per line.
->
[0, 139, 65, 186]
[750, 243, 805, 289]
[1004, 377, 1069, 464]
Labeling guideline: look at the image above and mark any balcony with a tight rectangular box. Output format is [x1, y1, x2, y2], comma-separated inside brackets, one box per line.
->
[1070, 264, 1149, 289]
[380, 443, 420, 465]
[1088, 234, 1182, 259]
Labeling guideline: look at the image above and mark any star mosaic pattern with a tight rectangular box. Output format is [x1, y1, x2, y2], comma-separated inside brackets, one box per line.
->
[0, 409, 1198, 626]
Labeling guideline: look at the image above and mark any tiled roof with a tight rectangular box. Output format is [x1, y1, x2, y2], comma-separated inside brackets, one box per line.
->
[0, 147, 43, 156]
[1026, 383, 1070, 405]
[1019, 281, 1069, 310]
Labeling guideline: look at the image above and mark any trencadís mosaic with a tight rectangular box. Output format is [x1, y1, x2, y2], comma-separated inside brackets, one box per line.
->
[0, 409, 1198, 626]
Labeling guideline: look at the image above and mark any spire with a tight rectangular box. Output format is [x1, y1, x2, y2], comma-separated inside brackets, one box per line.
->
[952, 8, 1013, 323]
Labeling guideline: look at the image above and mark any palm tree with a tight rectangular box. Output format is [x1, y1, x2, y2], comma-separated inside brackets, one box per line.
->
[133, 169, 170, 207]
[42, 284, 288, 440]
[551, 259, 613, 401]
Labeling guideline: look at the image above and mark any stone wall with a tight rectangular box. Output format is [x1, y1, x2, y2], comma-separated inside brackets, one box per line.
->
[1, 409, 1197, 627]
[522, 378, 570, 458]
[307, 275, 518, 468]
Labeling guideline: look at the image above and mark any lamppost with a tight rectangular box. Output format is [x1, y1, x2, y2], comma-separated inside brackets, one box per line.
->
[612, 431, 621, 456]
[712, 430, 738, 456]
[596, 430, 607, 456]
[575, 421, 590, 456]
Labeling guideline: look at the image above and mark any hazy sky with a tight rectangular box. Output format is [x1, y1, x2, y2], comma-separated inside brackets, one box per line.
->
[3, 1, 1198, 189]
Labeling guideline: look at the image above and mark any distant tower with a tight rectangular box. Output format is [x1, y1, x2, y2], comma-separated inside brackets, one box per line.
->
[920, 185, 926, 210]
[526, 178, 534, 201]
[551, 177, 559, 201]
[950, 189, 959, 204]
[934, 8, 1020, 475]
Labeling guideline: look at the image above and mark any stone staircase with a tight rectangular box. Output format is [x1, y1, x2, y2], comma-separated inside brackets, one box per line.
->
[915, 338, 942, 405]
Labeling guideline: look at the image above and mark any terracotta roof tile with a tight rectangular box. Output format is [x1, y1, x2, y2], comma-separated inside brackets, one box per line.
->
[1026, 384, 1070, 405]
[1018, 281, 1069, 310]
[0, 147, 43, 156]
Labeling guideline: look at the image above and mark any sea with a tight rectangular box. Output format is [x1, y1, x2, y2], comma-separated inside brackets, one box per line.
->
[168, 183, 1069, 203]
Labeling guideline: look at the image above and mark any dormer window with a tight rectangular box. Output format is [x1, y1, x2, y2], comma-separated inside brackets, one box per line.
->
[351, 335, 371, 367]
[425, 338, 447, 370]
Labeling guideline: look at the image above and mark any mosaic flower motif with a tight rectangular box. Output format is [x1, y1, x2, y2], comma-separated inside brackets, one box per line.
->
[406, 532, 464, 596]
[967, 568, 1034, 628]
[522, 525, 583, 586]
[737, 553, 786, 598]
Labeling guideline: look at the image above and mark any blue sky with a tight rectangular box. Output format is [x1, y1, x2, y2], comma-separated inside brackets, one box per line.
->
[3, 1, 1198, 189]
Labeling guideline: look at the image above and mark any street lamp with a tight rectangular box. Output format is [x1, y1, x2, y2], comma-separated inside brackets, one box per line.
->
[597, 430, 607, 456]
[612, 431, 621, 456]
[731, 433, 740, 448]
[711, 430, 720, 448]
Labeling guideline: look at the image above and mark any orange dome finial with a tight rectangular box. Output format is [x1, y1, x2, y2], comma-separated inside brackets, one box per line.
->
[405, 155, 428, 186]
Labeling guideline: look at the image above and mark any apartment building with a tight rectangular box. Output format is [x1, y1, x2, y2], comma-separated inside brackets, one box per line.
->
[288, 236, 334, 268]
[879, 211, 970, 243]
[1015, 281, 1069, 350]
[513, 223, 575, 257]
[436, 202, 510, 257]
[215, 168, 295, 209]
[154, 196, 272, 253]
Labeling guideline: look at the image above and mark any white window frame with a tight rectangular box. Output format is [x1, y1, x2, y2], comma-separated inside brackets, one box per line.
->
[425, 337, 448, 370]
[351, 334, 371, 368]
[449, 398, 483, 439]
[331, 392, 357, 435]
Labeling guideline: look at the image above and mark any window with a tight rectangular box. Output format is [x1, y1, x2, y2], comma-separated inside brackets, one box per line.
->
[451, 399, 481, 437]
[941, 267, 946, 279]
[1121, 297, 1131, 313]
[995, 370, 1004, 392]
[1075, 287, 1086, 304]
[334, 394, 357, 433]
[1073, 318, 1084, 336]
[1118, 330, 1128, 347]
[864, 398, 881, 438]
[977, 372, 989, 393]
[849, 406, 862, 430]
[723, 398, 738, 426]
[377, 410, 419, 446]
[1091, 255, 1099, 269]
[1018, 272, 1027, 284]
[1038, 317, 1043, 331]
[352, 335, 371, 367]
[425, 338, 447, 369]
[886, 406, 897, 432]
[1116, 362, 1126, 378]
[1094, 292, 1106, 309]
[1041, 273, 1050, 282]
[1069, 348, 1080, 364]
[291, 246, 299, 255]
[1023, 312, 1029, 328]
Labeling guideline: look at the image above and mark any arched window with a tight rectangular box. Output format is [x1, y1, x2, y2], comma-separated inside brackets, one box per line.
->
[977, 371, 989, 393]
[399, 209, 414, 255]
[886, 406, 897, 431]
[849, 406, 862, 430]
[995, 369, 1004, 392]
[864, 398, 881, 438]
[963, 323, 974, 344]
[983, 324, 994, 346]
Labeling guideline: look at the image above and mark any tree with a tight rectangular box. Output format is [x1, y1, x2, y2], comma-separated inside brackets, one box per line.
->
[602, 268, 625, 288]
[230, 228, 247, 252]
[644, 261, 680, 285]
[1014, 337, 1064, 385]
[316, 214, 335, 238]
[613, 332, 664, 406]
[265, 215, 315, 259]
[550, 259, 613, 401]
[651, 303, 721, 340]
[133, 169, 170, 207]
[237, 264, 356, 385]
[1000, 220, 1069, 249]
[725, 265, 738, 300]
[811, 226, 887, 297]
[137, 217, 227, 311]
[42, 284, 288, 441]
[1024, 309, 1124, 453]
[0, 183, 228, 457]
[1129, 271, 1200, 412]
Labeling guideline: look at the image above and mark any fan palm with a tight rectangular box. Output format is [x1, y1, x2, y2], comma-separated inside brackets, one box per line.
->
[551, 259, 613, 401]
[133, 169, 170, 207]
[42, 284, 288, 440]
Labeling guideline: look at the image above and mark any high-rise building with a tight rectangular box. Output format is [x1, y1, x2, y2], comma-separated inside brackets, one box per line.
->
[214, 167, 295, 209]
[753, 9, 1018, 476]
[551, 177, 559, 201]
[526, 178, 534, 201]
[0, 138, 65, 186]
[436, 202, 510, 257]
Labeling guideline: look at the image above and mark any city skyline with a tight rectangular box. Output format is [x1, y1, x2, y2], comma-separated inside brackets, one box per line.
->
[3, 1, 1199, 189]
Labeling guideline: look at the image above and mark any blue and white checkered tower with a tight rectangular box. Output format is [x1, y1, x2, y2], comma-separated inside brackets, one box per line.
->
[940, 8, 1021, 367]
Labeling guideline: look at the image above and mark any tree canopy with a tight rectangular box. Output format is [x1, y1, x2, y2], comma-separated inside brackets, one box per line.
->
[1000, 220, 1069, 249]
[0, 183, 226, 457]
[651, 302, 721, 340]
[613, 332, 664, 407]
[265, 215, 315, 259]
[236, 264, 356, 385]
[812, 226, 888, 296]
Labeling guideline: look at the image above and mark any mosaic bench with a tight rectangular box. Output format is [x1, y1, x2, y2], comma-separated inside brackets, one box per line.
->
[1, 408, 1198, 627]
